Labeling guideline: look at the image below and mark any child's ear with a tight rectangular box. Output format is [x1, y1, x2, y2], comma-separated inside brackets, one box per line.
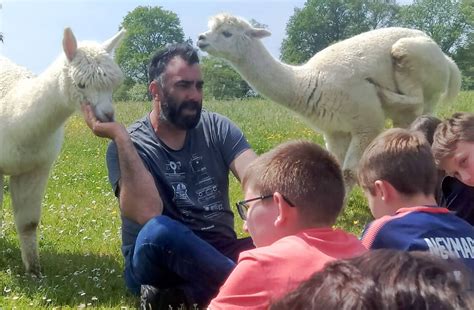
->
[374, 180, 396, 202]
[273, 192, 293, 227]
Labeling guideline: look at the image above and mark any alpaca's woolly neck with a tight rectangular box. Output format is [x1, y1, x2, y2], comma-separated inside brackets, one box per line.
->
[229, 39, 302, 113]
[7, 56, 76, 144]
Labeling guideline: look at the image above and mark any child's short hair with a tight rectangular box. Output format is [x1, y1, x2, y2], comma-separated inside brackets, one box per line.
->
[242, 140, 344, 226]
[409, 115, 442, 146]
[270, 250, 473, 310]
[358, 128, 437, 196]
[432, 112, 474, 165]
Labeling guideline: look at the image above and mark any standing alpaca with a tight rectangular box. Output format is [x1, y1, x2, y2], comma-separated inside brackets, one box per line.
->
[197, 13, 461, 193]
[0, 28, 125, 275]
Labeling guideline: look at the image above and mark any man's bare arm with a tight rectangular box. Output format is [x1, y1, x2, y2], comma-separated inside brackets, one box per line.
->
[81, 104, 162, 225]
[230, 148, 258, 182]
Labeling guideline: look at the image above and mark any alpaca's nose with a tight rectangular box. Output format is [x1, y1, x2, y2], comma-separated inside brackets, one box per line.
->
[104, 111, 115, 122]
[198, 34, 205, 40]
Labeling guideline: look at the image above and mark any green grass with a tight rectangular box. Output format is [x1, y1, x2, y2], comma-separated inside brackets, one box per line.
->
[1, 92, 472, 308]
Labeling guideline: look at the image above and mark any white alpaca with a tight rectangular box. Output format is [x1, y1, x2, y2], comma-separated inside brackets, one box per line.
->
[0, 28, 125, 275]
[197, 13, 461, 192]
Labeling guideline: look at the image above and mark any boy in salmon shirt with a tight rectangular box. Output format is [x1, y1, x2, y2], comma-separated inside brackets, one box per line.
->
[209, 140, 367, 310]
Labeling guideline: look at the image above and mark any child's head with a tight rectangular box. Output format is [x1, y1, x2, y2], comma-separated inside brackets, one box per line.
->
[270, 249, 473, 310]
[240, 140, 344, 247]
[408, 115, 442, 146]
[432, 112, 474, 186]
[358, 128, 437, 217]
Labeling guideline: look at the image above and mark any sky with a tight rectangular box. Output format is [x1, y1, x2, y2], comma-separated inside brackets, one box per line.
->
[0, 0, 307, 74]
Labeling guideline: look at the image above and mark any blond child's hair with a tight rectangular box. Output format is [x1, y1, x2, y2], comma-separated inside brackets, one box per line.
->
[432, 112, 474, 165]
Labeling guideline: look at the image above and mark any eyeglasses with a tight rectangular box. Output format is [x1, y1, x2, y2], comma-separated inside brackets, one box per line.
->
[235, 194, 295, 221]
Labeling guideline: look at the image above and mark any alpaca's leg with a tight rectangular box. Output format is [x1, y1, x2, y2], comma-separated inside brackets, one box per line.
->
[391, 110, 420, 129]
[324, 132, 351, 165]
[10, 166, 50, 276]
[421, 93, 443, 115]
[339, 81, 385, 196]
[369, 81, 423, 129]
[0, 175, 4, 237]
[377, 87, 424, 109]
[343, 130, 382, 196]
[390, 37, 449, 117]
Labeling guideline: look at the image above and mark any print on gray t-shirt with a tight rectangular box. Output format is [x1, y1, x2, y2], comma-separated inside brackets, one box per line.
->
[106, 110, 251, 252]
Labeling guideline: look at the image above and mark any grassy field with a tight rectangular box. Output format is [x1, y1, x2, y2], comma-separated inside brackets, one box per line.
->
[0, 91, 472, 309]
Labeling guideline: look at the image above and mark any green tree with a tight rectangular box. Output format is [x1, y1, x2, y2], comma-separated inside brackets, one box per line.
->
[453, 0, 474, 89]
[281, 0, 398, 64]
[454, 38, 474, 89]
[113, 77, 135, 101]
[201, 56, 253, 100]
[115, 6, 185, 85]
[396, 0, 472, 56]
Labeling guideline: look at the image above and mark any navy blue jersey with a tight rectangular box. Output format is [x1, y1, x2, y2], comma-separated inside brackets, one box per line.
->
[361, 206, 474, 275]
[440, 176, 474, 225]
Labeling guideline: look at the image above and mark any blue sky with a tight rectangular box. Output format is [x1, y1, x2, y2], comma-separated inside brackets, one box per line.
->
[0, 0, 412, 75]
[0, 0, 307, 74]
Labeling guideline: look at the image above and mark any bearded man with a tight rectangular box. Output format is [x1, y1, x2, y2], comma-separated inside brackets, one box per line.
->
[82, 43, 257, 309]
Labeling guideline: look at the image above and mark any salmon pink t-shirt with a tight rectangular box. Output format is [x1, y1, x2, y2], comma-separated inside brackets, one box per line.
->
[208, 227, 367, 310]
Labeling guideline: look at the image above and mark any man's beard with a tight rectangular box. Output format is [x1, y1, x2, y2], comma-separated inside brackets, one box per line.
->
[160, 94, 202, 130]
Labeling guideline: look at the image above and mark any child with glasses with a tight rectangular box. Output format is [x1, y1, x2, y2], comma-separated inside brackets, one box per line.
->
[208, 140, 367, 310]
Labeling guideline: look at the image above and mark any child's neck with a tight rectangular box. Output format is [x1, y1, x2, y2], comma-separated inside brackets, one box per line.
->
[394, 193, 438, 211]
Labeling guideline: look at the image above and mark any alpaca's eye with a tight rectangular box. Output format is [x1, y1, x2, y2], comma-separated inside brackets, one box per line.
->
[222, 31, 232, 38]
[77, 83, 85, 89]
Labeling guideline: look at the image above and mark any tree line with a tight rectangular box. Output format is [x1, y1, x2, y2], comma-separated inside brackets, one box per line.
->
[112, 0, 472, 101]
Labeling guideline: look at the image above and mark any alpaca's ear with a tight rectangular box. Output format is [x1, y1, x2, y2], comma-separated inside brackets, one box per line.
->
[63, 28, 77, 62]
[102, 28, 127, 54]
[246, 28, 271, 39]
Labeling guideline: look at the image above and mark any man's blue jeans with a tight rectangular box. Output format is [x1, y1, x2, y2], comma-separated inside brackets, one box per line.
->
[123, 215, 253, 305]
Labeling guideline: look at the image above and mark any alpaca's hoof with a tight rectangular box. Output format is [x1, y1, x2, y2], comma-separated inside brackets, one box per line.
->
[26, 262, 42, 278]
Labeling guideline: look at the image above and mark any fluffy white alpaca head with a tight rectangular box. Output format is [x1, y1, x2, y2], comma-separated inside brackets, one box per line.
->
[63, 28, 125, 122]
[197, 13, 271, 63]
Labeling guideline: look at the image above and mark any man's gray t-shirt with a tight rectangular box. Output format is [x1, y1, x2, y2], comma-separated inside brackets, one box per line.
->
[106, 110, 251, 253]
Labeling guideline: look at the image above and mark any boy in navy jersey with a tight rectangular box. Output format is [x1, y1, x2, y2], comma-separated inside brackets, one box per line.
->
[410, 115, 474, 225]
[358, 128, 474, 275]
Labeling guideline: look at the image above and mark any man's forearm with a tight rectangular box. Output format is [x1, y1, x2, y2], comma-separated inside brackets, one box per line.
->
[114, 133, 163, 225]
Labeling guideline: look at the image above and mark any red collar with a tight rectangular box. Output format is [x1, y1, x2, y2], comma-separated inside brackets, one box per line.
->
[395, 205, 450, 215]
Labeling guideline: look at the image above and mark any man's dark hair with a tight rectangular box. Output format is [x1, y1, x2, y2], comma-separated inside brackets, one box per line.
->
[148, 43, 200, 83]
